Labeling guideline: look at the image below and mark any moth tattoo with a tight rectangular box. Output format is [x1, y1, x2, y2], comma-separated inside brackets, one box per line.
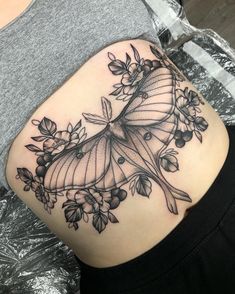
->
[16, 44, 208, 233]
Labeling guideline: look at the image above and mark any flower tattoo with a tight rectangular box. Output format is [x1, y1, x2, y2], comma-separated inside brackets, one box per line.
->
[16, 44, 208, 233]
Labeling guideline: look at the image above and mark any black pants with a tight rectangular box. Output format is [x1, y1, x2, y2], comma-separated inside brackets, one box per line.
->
[76, 125, 235, 294]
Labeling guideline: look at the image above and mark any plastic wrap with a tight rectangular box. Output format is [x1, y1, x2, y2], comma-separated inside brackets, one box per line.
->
[144, 0, 235, 124]
[1, 1, 235, 293]
[0, 188, 80, 294]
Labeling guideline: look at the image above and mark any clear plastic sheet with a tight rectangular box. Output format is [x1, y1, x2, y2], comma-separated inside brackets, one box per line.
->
[144, 0, 235, 124]
[1, 1, 235, 293]
[0, 188, 80, 294]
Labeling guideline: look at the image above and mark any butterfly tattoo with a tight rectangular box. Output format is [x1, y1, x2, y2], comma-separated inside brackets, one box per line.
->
[16, 44, 208, 233]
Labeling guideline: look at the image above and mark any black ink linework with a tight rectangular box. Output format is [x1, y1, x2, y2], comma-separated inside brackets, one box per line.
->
[16, 44, 208, 233]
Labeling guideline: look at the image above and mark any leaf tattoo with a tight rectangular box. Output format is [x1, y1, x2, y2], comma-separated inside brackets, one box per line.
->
[38, 117, 57, 136]
[135, 176, 152, 197]
[101, 97, 112, 121]
[16, 44, 208, 233]
[82, 113, 108, 125]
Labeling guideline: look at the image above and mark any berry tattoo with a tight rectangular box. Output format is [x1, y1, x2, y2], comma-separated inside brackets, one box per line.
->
[16, 44, 208, 233]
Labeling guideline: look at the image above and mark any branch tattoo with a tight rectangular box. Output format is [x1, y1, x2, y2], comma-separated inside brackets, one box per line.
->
[16, 45, 208, 233]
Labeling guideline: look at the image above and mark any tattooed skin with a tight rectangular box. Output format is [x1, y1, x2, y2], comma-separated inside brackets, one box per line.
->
[16, 45, 208, 233]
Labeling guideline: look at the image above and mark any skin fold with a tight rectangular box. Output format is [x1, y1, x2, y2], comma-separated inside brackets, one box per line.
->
[6, 39, 229, 267]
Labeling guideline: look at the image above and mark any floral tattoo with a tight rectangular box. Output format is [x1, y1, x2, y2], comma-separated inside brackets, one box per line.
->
[16, 44, 208, 233]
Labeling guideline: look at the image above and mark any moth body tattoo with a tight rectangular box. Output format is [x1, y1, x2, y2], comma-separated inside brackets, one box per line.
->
[16, 45, 208, 233]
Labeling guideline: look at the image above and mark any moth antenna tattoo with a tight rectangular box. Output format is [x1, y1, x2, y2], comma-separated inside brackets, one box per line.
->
[16, 44, 208, 233]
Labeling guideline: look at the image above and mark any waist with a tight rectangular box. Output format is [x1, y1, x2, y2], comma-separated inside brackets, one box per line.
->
[5, 38, 231, 273]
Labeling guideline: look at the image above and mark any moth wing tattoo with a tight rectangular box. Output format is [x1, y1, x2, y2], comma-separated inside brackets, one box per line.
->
[17, 45, 208, 233]
[43, 67, 189, 213]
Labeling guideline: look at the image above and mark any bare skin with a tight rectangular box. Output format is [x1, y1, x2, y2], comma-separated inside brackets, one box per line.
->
[1, 2, 230, 269]
[0, 0, 32, 29]
[5, 38, 230, 267]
